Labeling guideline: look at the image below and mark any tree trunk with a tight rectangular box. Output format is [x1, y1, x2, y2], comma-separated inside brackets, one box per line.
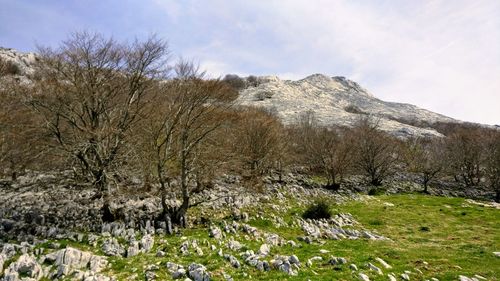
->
[95, 171, 115, 222]
[495, 189, 500, 203]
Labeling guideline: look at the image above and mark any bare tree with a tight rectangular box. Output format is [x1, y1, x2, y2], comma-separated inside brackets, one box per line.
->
[405, 137, 445, 193]
[444, 127, 483, 187]
[483, 130, 500, 202]
[145, 61, 237, 230]
[310, 128, 352, 189]
[351, 117, 400, 186]
[235, 108, 285, 182]
[28, 32, 169, 221]
[0, 80, 47, 180]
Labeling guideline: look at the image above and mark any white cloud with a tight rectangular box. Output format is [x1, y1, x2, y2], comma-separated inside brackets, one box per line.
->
[158, 0, 499, 124]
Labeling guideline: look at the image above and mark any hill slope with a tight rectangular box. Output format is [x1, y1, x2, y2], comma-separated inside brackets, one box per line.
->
[1, 47, 458, 137]
[236, 74, 457, 137]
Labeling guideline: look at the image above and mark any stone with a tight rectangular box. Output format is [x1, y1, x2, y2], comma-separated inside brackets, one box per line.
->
[44, 247, 108, 277]
[145, 270, 157, 281]
[289, 255, 300, 265]
[225, 255, 240, 268]
[0, 253, 6, 273]
[3, 253, 43, 281]
[188, 263, 210, 281]
[375, 257, 392, 269]
[127, 241, 140, 257]
[227, 240, 242, 251]
[350, 264, 358, 271]
[102, 237, 125, 256]
[388, 273, 397, 281]
[358, 273, 370, 281]
[140, 234, 155, 252]
[258, 244, 270, 256]
[494, 252, 500, 258]
[367, 262, 383, 275]
[329, 256, 347, 265]
[401, 273, 410, 281]
[156, 250, 166, 257]
[209, 226, 222, 239]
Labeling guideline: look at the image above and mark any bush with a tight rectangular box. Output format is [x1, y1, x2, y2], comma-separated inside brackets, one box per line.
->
[223, 74, 246, 90]
[0, 58, 21, 76]
[247, 75, 260, 87]
[368, 188, 385, 196]
[302, 200, 332, 220]
[255, 91, 273, 101]
[344, 105, 366, 115]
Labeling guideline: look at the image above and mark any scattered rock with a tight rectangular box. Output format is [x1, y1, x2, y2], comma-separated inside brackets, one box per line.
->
[127, 241, 140, 257]
[367, 262, 383, 275]
[188, 263, 210, 281]
[102, 237, 125, 256]
[209, 226, 222, 239]
[375, 257, 392, 269]
[358, 272, 370, 281]
[258, 244, 270, 256]
[140, 234, 154, 252]
[3, 253, 43, 281]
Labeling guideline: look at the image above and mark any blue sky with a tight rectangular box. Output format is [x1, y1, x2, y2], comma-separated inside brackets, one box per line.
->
[1, 0, 499, 124]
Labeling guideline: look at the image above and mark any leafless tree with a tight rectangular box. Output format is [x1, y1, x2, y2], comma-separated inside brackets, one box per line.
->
[235, 108, 285, 182]
[0, 80, 48, 180]
[351, 117, 400, 186]
[145, 61, 237, 230]
[444, 127, 483, 187]
[27, 32, 169, 221]
[405, 137, 445, 193]
[483, 130, 500, 202]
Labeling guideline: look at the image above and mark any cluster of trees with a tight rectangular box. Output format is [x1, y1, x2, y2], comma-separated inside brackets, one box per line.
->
[0, 33, 499, 230]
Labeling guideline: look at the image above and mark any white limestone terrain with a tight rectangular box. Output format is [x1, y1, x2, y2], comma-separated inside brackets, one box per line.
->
[1, 47, 461, 137]
[236, 74, 458, 137]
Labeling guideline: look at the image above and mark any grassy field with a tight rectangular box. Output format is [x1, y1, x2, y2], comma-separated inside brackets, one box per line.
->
[25, 193, 499, 281]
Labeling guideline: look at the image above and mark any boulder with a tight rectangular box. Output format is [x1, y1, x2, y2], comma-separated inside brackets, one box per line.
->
[3, 253, 43, 281]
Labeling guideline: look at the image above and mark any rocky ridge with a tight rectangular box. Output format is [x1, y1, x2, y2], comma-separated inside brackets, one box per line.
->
[1, 47, 460, 138]
[236, 74, 458, 137]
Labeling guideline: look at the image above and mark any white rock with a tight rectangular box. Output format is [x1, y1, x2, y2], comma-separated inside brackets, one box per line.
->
[375, 257, 392, 269]
[258, 244, 271, 256]
[358, 272, 370, 281]
[140, 234, 155, 252]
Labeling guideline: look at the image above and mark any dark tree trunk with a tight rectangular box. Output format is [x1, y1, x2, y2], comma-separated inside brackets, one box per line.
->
[495, 189, 500, 203]
[95, 171, 115, 222]
[371, 178, 382, 186]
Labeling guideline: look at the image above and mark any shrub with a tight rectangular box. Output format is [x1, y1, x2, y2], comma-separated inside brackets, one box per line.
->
[344, 105, 366, 115]
[223, 74, 246, 90]
[419, 226, 430, 232]
[247, 75, 260, 87]
[0, 58, 21, 76]
[255, 91, 273, 101]
[302, 200, 332, 220]
[368, 188, 385, 196]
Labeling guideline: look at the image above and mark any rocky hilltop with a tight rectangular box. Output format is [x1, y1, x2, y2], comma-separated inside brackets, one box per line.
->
[1, 47, 459, 137]
[236, 74, 457, 137]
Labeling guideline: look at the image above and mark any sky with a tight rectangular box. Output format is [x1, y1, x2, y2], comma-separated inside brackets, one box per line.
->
[1, 0, 499, 125]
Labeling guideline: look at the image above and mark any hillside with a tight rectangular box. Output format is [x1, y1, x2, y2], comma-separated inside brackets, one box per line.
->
[236, 74, 457, 137]
[1, 47, 460, 138]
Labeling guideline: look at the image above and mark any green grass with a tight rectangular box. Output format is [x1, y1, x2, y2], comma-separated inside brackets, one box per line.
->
[19, 194, 499, 281]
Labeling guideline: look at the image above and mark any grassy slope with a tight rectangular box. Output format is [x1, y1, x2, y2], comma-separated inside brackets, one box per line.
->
[27, 194, 499, 281]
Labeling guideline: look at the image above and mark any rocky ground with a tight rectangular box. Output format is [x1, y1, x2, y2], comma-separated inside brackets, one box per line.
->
[0, 172, 499, 280]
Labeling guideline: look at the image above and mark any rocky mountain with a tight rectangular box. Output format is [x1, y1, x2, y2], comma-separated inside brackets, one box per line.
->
[236, 74, 458, 137]
[1, 47, 459, 137]
[0, 47, 37, 76]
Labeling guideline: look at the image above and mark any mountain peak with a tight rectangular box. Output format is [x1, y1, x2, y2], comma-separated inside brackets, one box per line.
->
[237, 73, 458, 138]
